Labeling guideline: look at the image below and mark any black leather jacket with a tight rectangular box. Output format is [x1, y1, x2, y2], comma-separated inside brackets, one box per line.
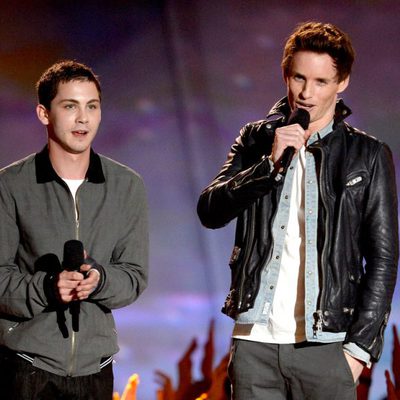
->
[197, 98, 398, 361]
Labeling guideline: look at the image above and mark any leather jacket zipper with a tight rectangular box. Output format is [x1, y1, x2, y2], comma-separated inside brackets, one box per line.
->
[313, 309, 324, 338]
[237, 204, 256, 311]
[311, 144, 330, 335]
[237, 185, 279, 314]
[369, 310, 390, 359]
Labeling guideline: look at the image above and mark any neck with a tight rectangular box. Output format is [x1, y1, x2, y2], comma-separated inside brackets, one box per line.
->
[308, 114, 334, 137]
[48, 142, 90, 179]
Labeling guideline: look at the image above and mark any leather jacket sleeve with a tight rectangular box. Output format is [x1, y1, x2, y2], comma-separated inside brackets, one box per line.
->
[197, 121, 278, 229]
[344, 142, 398, 361]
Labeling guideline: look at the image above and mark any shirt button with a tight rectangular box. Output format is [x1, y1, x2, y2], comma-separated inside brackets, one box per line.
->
[284, 195, 289, 199]
[276, 255, 280, 259]
[308, 210, 313, 214]
[270, 285, 274, 290]
[289, 166, 294, 170]
[281, 225, 285, 229]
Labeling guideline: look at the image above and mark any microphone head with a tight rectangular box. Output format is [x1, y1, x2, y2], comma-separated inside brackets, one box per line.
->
[287, 108, 310, 130]
[63, 240, 84, 271]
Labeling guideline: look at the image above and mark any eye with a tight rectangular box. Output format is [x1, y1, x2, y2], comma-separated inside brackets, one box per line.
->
[293, 74, 305, 82]
[64, 103, 76, 110]
[88, 104, 98, 110]
[316, 79, 328, 86]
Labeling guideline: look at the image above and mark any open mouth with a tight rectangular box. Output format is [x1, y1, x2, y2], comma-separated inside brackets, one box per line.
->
[296, 102, 314, 111]
[72, 130, 88, 136]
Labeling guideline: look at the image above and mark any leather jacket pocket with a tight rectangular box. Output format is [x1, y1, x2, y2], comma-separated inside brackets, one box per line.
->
[343, 171, 369, 212]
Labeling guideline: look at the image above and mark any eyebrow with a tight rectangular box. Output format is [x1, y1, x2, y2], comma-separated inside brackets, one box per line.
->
[58, 98, 100, 103]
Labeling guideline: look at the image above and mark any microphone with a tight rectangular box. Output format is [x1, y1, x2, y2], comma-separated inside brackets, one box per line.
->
[62, 240, 84, 332]
[62, 240, 84, 271]
[279, 108, 310, 174]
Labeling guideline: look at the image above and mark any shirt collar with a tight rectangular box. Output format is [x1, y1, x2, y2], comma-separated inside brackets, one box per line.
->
[35, 145, 105, 184]
[307, 120, 334, 145]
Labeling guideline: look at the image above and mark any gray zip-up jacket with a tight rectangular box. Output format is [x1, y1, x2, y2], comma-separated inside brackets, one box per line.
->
[0, 146, 148, 376]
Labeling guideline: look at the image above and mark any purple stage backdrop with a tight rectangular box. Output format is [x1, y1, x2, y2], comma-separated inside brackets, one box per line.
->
[0, 1, 399, 399]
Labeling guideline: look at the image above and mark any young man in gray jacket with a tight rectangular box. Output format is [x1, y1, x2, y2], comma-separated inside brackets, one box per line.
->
[0, 60, 148, 399]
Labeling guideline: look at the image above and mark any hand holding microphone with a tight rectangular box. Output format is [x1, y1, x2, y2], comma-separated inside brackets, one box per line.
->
[271, 108, 310, 175]
[57, 240, 100, 304]
[58, 240, 101, 332]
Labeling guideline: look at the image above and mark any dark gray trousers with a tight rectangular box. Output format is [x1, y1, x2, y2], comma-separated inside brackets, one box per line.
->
[0, 347, 113, 400]
[228, 339, 356, 400]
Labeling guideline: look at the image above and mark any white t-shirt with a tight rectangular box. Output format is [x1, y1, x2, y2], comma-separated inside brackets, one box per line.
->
[62, 178, 84, 219]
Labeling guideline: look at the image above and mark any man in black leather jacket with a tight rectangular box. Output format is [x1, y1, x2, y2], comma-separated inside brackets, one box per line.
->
[197, 22, 398, 399]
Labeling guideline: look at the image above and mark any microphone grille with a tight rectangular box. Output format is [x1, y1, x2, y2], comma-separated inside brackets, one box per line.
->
[63, 240, 84, 270]
[288, 108, 310, 130]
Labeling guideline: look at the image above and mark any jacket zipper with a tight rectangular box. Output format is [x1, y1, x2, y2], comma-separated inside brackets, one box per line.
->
[67, 184, 82, 376]
[237, 185, 279, 313]
[313, 309, 324, 338]
[369, 310, 390, 359]
[311, 144, 330, 337]
[237, 204, 256, 311]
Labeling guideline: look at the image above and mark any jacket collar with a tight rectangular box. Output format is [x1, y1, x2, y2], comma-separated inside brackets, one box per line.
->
[266, 96, 352, 125]
[35, 145, 105, 184]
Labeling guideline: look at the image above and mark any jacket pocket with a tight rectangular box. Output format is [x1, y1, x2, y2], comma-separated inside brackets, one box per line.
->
[340, 171, 369, 230]
[5, 321, 20, 336]
[344, 171, 369, 197]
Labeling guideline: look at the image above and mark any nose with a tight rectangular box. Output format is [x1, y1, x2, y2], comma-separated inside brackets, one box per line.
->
[300, 81, 313, 99]
[76, 107, 89, 124]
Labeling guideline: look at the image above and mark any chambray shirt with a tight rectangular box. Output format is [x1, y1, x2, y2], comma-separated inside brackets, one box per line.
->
[233, 121, 370, 365]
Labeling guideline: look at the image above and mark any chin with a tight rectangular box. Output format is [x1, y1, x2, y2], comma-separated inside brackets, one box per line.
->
[68, 147, 90, 155]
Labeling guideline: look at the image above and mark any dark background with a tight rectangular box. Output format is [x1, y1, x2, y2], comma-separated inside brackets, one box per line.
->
[1, 1, 399, 398]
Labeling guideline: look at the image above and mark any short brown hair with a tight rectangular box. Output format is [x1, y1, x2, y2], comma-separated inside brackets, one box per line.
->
[282, 22, 355, 82]
[36, 60, 101, 109]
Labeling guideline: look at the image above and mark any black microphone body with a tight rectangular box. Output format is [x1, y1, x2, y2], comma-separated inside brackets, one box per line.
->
[62, 239, 84, 332]
[279, 108, 310, 174]
[62, 240, 84, 271]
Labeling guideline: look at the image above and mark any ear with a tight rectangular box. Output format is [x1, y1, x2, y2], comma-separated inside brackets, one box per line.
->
[36, 104, 50, 126]
[337, 75, 350, 94]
